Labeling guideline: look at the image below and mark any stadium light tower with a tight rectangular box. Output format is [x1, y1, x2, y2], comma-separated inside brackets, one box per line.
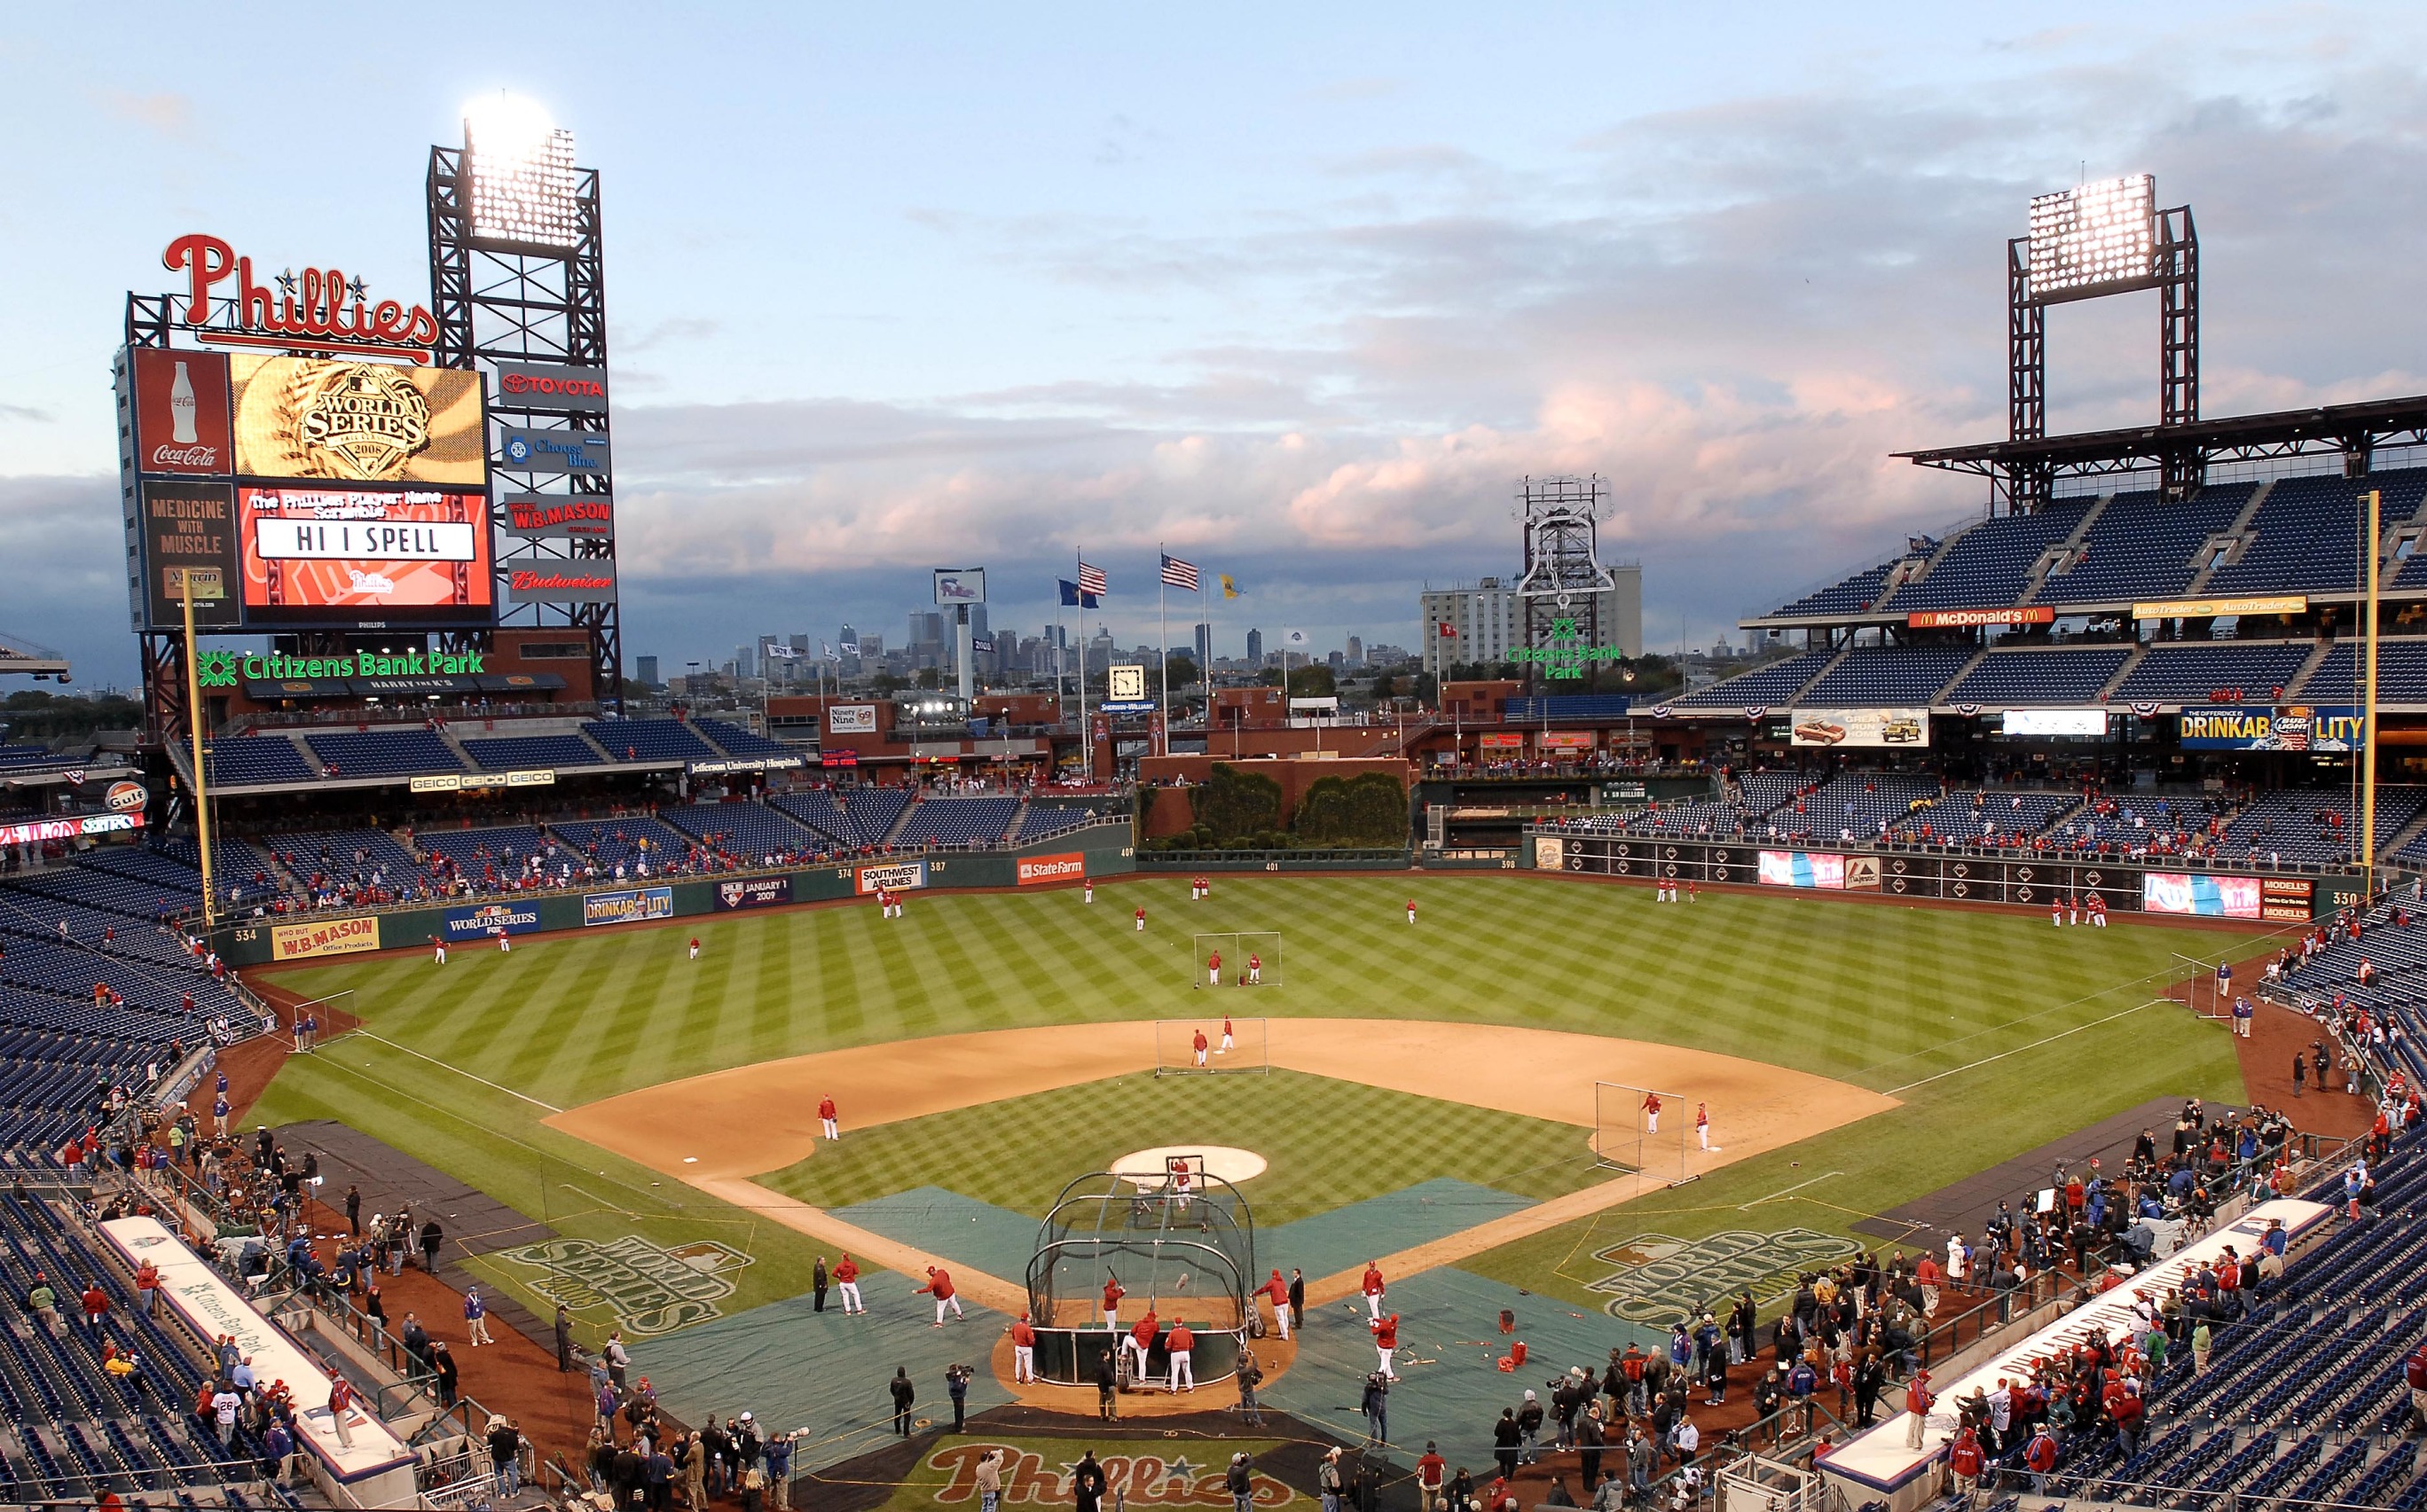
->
[2007, 173, 2200, 506]
[428, 97, 624, 709]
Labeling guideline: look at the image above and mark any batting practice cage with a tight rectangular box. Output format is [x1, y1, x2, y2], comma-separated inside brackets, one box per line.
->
[1594, 1080, 1695, 1187]
[1189, 932, 1283, 990]
[1154, 1014, 1270, 1074]
[1023, 1163, 1258, 1386]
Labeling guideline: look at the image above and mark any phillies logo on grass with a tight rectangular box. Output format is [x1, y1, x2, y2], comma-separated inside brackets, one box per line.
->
[926, 1445, 1295, 1508]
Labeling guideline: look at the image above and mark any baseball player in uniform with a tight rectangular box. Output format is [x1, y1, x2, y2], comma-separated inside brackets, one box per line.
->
[1010, 1314, 1037, 1383]
[918, 1265, 963, 1325]
[1166, 1318, 1196, 1391]
[432, 936, 447, 965]
[819, 1096, 839, 1140]
[1246, 954, 1261, 985]
[1643, 1092, 1661, 1133]
[1102, 1275, 1125, 1331]
[1126, 1310, 1159, 1377]
[1193, 1030, 1209, 1068]
[1084, 880, 1094, 904]
[689, 936, 701, 960]
[1135, 905, 1147, 932]
[834, 1253, 864, 1314]
[1169, 1157, 1193, 1211]
[1371, 1312, 1399, 1379]
[1205, 951, 1221, 989]
[1696, 1102, 1711, 1151]
[1361, 1263, 1386, 1319]
[493, 926, 510, 952]
[1405, 897, 1417, 924]
[1260, 1269, 1291, 1338]
[1220, 1016, 1235, 1053]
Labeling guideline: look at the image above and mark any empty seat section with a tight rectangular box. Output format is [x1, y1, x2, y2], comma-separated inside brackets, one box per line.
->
[582, 719, 717, 763]
[302, 729, 465, 778]
[1887, 502, 2090, 613]
[1671, 649, 1833, 709]
[2108, 642, 2314, 703]
[893, 796, 1021, 847]
[459, 733, 605, 771]
[1941, 646, 2131, 706]
[2038, 485, 2253, 606]
[1794, 646, 1977, 706]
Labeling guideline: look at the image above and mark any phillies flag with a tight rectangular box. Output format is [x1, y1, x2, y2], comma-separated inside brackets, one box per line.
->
[1159, 553, 1200, 591]
[1438, 622, 1458, 637]
[1077, 560, 1107, 597]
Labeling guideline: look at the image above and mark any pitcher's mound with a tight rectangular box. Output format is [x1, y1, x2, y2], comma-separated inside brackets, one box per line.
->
[1111, 1146, 1267, 1187]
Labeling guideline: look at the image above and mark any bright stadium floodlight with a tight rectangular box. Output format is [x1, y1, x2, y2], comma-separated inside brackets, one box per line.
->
[2027, 173, 2156, 303]
[464, 93, 579, 247]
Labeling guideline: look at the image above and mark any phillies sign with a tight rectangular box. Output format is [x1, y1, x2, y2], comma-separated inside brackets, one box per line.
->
[163, 233, 439, 360]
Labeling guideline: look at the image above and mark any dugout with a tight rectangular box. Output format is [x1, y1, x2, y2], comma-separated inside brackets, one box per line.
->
[1024, 1163, 1256, 1387]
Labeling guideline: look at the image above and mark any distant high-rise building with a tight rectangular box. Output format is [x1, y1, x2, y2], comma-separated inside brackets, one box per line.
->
[839, 622, 858, 650]
[734, 644, 754, 679]
[1245, 628, 1263, 663]
[636, 654, 659, 687]
[1194, 622, 1213, 667]
[1328, 649, 1346, 670]
[1347, 635, 1363, 664]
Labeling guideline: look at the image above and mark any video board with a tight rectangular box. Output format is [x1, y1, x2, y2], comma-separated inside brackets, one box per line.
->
[122, 345, 494, 631]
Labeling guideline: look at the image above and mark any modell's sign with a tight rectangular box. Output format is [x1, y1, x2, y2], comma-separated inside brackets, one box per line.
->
[163, 233, 438, 361]
[499, 491, 615, 538]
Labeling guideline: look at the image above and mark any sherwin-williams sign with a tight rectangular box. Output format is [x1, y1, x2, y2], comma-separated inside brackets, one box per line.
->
[583, 886, 674, 926]
[2178, 705, 2362, 752]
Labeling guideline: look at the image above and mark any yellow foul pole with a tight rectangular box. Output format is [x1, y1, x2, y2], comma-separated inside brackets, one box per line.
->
[177, 569, 222, 929]
[2363, 488, 2382, 897]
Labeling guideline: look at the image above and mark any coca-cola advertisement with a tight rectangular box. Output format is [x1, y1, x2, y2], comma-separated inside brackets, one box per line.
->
[130, 349, 232, 476]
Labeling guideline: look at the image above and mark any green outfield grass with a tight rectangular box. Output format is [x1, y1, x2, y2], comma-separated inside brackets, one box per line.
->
[758, 1069, 1607, 1224]
[247, 874, 2256, 1334]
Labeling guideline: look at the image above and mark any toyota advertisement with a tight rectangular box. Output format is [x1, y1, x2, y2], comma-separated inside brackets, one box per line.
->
[239, 487, 493, 623]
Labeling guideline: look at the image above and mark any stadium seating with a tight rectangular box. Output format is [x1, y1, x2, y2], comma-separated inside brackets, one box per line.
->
[264, 830, 422, 903]
[2199, 473, 2405, 597]
[1754, 773, 1938, 840]
[201, 735, 318, 788]
[301, 729, 464, 779]
[1939, 646, 2132, 707]
[582, 719, 717, 763]
[410, 825, 552, 887]
[2219, 789, 2426, 866]
[1892, 789, 2078, 843]
[2106, 641, 2315, 704]
[689, 718, 797, 759]
[544, 817, 694, 873]
[892, 796, 1021, 848]
[773, 788, 914, 849]
[1672, 648, 1833, 709]
[0, 1191, 272, 1503]
[1013, 806, 1099, 842]
[1793, 646, 1978, 707]
[6, 868, 199, 926]
[1886, 500, 2092, 613]
[661, 803, 821, 859]
[1769, 552, 1928, 618]
[459, 732, 608, 772]
[2035, 484, 2257, 607]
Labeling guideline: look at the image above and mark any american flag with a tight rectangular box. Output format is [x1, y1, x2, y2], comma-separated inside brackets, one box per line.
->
[1159, 553, 1200, 591]
[1077, 560, 1107, 597]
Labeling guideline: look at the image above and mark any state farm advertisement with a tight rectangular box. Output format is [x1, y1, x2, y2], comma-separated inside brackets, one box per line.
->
[1017, 852, 1086, 886]
[130, 349, 233, 476]
[240, 487, 493, 622]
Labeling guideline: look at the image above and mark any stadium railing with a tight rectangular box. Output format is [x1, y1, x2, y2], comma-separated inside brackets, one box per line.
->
[1139, 847, 1412, 869]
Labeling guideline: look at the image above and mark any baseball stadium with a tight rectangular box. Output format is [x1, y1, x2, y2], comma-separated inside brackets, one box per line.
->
[4, 66, 2427, 1512]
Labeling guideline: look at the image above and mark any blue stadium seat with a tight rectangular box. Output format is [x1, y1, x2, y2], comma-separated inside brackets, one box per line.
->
[582, 719, 717, 763]
[459, 733, 606, 771]
[893, 796, 1021, 848]
[2107, 642, 2314, 704]
[302, 729, 465, 779]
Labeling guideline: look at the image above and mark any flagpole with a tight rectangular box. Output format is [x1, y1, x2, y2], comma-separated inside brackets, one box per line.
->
[1159, 546, 1171, 757]
[1078, 551, 1090, 781]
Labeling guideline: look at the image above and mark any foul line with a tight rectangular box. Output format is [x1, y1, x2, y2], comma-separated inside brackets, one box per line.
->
[1884, 999, 2170, 1096]
[350, 1030, 562, 1114]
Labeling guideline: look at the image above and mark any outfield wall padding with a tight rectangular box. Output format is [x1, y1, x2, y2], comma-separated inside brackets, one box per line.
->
[217, 825, 1137, 968]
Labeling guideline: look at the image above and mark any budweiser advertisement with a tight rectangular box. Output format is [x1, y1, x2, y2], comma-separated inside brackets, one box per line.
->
[231, 355, 487, 486]
[240, 487, 494, 623]
[127, 349, 233, 476]
[498, 491, 614, 538]
[507, 561, 618, 603]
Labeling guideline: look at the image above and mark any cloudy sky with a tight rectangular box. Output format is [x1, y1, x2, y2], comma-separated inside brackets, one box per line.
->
[6, 3, 2427, 685]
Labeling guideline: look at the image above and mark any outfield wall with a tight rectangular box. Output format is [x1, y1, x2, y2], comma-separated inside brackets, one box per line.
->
[218, 826, 1138, 968]
[1525, 828, 2363, 921]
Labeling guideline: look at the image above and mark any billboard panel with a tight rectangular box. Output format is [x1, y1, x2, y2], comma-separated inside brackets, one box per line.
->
[934, 568, 986, 605]
[499, 491, 614, 538]
[855, 860, 928, 895]
[491, 361, 609, 413]
[1787, 709, 1929, 748]
[137, 482, 244, 630]
[498, 427, 610, 474]
[507, 560, 618, 604]
[715, 876, 793, 910]
[829, 705, 878, 734]
[271, 916, 381, 960]
[2141, 873, 2262, 920]
[1907, 607, 2053, 629]
[238, 487, 493, 623]
[1016, 852, 1086, 886]
[231, 356, 486, 484]
[1758, 850, 1846, 889]
[130, 349, 234, 476]
[2002, 709, 2109, 736]
[584, 886, 674, 926]
[441, 902, 542, 941]
[2178, 705, 2362, 752]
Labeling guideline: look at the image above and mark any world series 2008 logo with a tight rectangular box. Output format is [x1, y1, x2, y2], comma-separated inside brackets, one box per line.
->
[1583, 1228, 1856, 1323]
[495, 1235, 753, 1336]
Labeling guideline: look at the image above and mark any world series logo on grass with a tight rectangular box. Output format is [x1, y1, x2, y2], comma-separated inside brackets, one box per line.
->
[493, 1235, 751, 1336]
[1583, 1227, 1857, 1322]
